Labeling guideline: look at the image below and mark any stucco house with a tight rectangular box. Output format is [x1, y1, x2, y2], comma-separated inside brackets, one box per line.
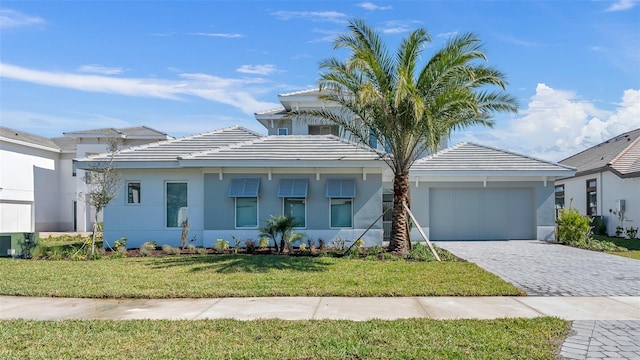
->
[0, 126, 171, 234]
[75, 90, 574, 248]
[556, 128, 640, 236]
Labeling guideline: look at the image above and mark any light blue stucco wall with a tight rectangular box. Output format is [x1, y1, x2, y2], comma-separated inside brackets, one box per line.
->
[203, 173, 383, 247]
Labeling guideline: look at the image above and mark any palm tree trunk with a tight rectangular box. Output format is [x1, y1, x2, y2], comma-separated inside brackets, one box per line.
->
[389, 171, 410, 254]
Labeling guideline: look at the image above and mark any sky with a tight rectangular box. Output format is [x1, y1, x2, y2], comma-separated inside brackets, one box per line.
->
[1, 1, 639, 162]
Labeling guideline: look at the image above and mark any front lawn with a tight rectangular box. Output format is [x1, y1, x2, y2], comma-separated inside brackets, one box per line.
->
[0, 254, 523, 298]
[595, 235, 640, 260]
[0, 318, 569, 359]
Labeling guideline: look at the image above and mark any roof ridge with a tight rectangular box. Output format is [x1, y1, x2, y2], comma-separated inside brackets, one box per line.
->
[179, 135, 266, 159]
[608, 134, 640, 167]
[327, 134, 386, 157]
[465, 141, 576, 170]
[416, 142, 465, 162]
[559, 127, 640, 162]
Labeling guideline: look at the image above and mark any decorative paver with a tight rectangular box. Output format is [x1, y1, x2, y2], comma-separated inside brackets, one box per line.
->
[434, 240, 640, 296]
[560, 320, 640, 359]
[435, 240, 640, 360]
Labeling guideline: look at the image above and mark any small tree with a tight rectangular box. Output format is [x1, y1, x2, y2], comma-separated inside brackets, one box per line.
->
[82, 136, 123, 256]
[556, 200, 592, 246]
[259, 215, 299, 254]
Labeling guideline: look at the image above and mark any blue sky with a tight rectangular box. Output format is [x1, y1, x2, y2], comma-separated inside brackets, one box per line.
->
[1, 1, 639, 161]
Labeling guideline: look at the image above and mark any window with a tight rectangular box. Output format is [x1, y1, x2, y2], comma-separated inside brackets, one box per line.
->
[284, 198, 306, 228]
[236, 198, 258, 228]
[127, 182, 141, 204]
[166, 182, 187, 227]
[308, 125, 339, 136]
[330, 198, 353, 228]
[554, 184, 564, 209]
[326, 178, 355, 228]
[72, 160, 77, 177]
[586, 179, 597, 216]
[229, 178, 260, 228]
[278, 128, 288, 136]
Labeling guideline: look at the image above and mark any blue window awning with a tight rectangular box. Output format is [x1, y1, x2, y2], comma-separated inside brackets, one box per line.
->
[228, 178, 260, 197]
[277, 178, 308, 198]
[326, 179, 355, 198]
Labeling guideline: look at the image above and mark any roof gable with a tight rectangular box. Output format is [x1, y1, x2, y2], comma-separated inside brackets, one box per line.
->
[559, 128, 640, 178]
[411, 142, 575, 177]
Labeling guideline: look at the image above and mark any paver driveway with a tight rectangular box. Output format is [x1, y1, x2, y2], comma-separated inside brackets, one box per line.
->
[435, 240, 640, 359]
[435, 240, 639, 296]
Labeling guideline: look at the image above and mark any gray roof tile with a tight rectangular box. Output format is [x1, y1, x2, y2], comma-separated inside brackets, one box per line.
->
[63, 125, 169, 138]
[411, 142, 574, 175]
[181, 135, 383, 163]
[0, 126, 60, 150]
[80, 126, 263, 162]
[560, 128, 640, 178]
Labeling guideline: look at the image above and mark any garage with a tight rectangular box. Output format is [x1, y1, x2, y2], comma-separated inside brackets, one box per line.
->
[429, 187, 535, 240]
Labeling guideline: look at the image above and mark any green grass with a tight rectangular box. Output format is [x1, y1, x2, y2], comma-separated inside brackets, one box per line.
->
[0, 254, 523, 298]
[0, 317, 569, 359]
[595, 235, 640, 260]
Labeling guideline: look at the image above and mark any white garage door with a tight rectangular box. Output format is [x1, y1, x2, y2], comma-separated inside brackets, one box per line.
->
[429, 188, 535, 240]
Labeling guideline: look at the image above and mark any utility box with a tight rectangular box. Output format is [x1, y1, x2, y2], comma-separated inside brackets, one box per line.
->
[0, 233, 39, 258]
[616, 199, 626, 213]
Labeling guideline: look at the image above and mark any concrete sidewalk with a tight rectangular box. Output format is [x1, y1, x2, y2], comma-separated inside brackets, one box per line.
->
[1, 295, 639, 321]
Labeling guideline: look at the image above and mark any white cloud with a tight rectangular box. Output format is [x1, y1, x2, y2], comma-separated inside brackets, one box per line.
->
[271, 10, 348, 23]
[451, 83, 640, 161]
[436, 31, 458, 39]
[358, 2, 392, 11]
[190, 32, 244, 38]
[77, 64, 124, 75]
[605, 0, 637, 12]
[381, 20, 422, 34]
[0, 8, 44, 29]
[0, 63, 280, 115]
[237, 64, 277, 75]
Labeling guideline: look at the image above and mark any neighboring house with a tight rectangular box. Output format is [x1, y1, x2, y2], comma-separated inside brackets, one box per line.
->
[557, 128, 640, 236]
[0, 126, 171, 233]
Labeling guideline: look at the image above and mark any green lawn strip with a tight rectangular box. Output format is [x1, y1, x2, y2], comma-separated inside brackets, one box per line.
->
[0, 318, 569, 359]
[0, 255, 522, 298]
[594, 235, 640, 259]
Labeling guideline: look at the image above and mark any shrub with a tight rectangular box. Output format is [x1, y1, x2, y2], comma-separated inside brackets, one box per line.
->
[615, 226, 624, 237]
[299, 243, 307, 251]
[625, 227, 638, 239]
[195, 247, 208, 255]
[258, 237, 270, 249]
[111, 251, 125, 259]
[556, 206, 592, 246]
[114, 237, 127, 251]
[161, 244, 180, 255]
[186, 244, 197, 254]
[214, 239, 229, 253]
[245, 239, 256, 254]
[139, 242, 157, 257]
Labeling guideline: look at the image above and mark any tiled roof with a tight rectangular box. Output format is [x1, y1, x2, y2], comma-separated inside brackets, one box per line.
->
[0, 126, 60, 151]
[278, 88, 320, 97]
[411, 142, 575, 176]
[181, 135, 383, 163]
[79, 126, 263, 163]
[51, 137, 78, 151]
[63, 126, 169, 138]
[559, 128, 640, 178]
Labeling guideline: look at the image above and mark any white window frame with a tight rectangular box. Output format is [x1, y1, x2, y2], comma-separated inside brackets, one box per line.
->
[126, 181, 141, 205]
[235, 197, 259, 229]
[329, 198, 353, 229]
[283, 198, 306, 229]
[165, 181, 188, 228]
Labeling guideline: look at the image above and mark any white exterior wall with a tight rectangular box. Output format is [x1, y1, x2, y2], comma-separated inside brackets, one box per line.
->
[58, 153, 77, 231]
[558, 171, 639, 236]
[0, 141, 59, 232]
[102, 169, 205, 249]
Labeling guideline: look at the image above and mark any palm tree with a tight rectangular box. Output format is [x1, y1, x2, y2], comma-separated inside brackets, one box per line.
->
[293, 19, 518, 254]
